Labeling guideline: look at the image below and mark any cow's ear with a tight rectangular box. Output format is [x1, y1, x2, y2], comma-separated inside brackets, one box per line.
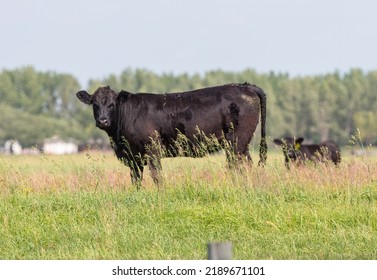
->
[273, 139, 284, 145]
[76, 90, 92, 105]
[296, 137, 304, 144]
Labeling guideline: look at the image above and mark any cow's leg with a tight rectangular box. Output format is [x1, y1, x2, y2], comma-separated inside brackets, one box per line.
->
[284, 157, 291, 170]
[145, 133, 164, 185]
[224, 143, 248, 169]
[243, 145, 252, 163]
[148, 155, 162, 185]
[223, 136, 238, 168]
[129, 158, 144, 189]
[223, 115, 257, 167]
[224, 134, 253, 169]
[236, 143, 253, 168]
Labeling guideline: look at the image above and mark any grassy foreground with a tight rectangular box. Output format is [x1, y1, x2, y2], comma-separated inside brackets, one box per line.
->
[1, 149, 377, 259]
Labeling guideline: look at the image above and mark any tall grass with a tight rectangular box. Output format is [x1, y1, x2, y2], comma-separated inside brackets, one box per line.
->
[0, 147, 377, 259]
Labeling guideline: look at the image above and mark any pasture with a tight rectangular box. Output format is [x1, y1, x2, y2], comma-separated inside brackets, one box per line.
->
[1, 146, 377, 259]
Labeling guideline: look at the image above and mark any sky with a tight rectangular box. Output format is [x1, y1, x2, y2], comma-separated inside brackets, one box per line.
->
[1, 0, 376, 87]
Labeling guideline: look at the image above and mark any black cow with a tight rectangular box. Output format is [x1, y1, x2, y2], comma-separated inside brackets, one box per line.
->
[273, 137, 341, 168]
[76, 83, 267, 186]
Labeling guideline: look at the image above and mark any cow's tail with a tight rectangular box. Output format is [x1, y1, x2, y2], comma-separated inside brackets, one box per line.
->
[255, 86, 267, 166]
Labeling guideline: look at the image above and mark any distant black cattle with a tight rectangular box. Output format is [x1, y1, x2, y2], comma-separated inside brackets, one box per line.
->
[76, 83, 267, 186]
[273, 137, 341, 168]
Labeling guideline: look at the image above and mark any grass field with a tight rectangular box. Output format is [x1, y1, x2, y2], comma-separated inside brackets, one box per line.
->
[1, 146, 377, 259]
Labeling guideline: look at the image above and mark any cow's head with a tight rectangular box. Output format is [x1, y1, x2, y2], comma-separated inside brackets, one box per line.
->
[273, 137, 304, 162]
[76, 86, 118, 130]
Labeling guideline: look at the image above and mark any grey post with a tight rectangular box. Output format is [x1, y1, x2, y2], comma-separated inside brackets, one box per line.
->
[207, 242, 232, 260]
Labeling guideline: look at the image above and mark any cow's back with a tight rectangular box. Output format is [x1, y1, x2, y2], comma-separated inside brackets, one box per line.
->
[125, 83, 262, 141]
[165, 83, 261, 137]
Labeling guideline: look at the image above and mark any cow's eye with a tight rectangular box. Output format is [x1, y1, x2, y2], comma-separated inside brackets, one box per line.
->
[93, 104, 99, 110]
[108, 104, 114, 110]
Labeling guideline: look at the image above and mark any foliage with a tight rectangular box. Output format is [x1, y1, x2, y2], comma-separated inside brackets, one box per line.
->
[0, 103, 84, 147]
[1, 66, 377, 147]
[0, 66, 97, 146]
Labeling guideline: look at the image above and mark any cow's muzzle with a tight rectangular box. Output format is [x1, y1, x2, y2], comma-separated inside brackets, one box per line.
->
[96, 118, 110, 128]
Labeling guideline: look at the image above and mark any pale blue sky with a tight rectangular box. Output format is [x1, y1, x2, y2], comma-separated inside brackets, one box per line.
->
[1, 0, 376, 87]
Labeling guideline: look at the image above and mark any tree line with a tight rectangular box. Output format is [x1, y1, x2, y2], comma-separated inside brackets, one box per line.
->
[1, 66, 376, 148]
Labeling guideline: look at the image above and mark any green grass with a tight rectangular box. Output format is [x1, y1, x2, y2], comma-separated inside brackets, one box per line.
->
[1, 149, 377, 259]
